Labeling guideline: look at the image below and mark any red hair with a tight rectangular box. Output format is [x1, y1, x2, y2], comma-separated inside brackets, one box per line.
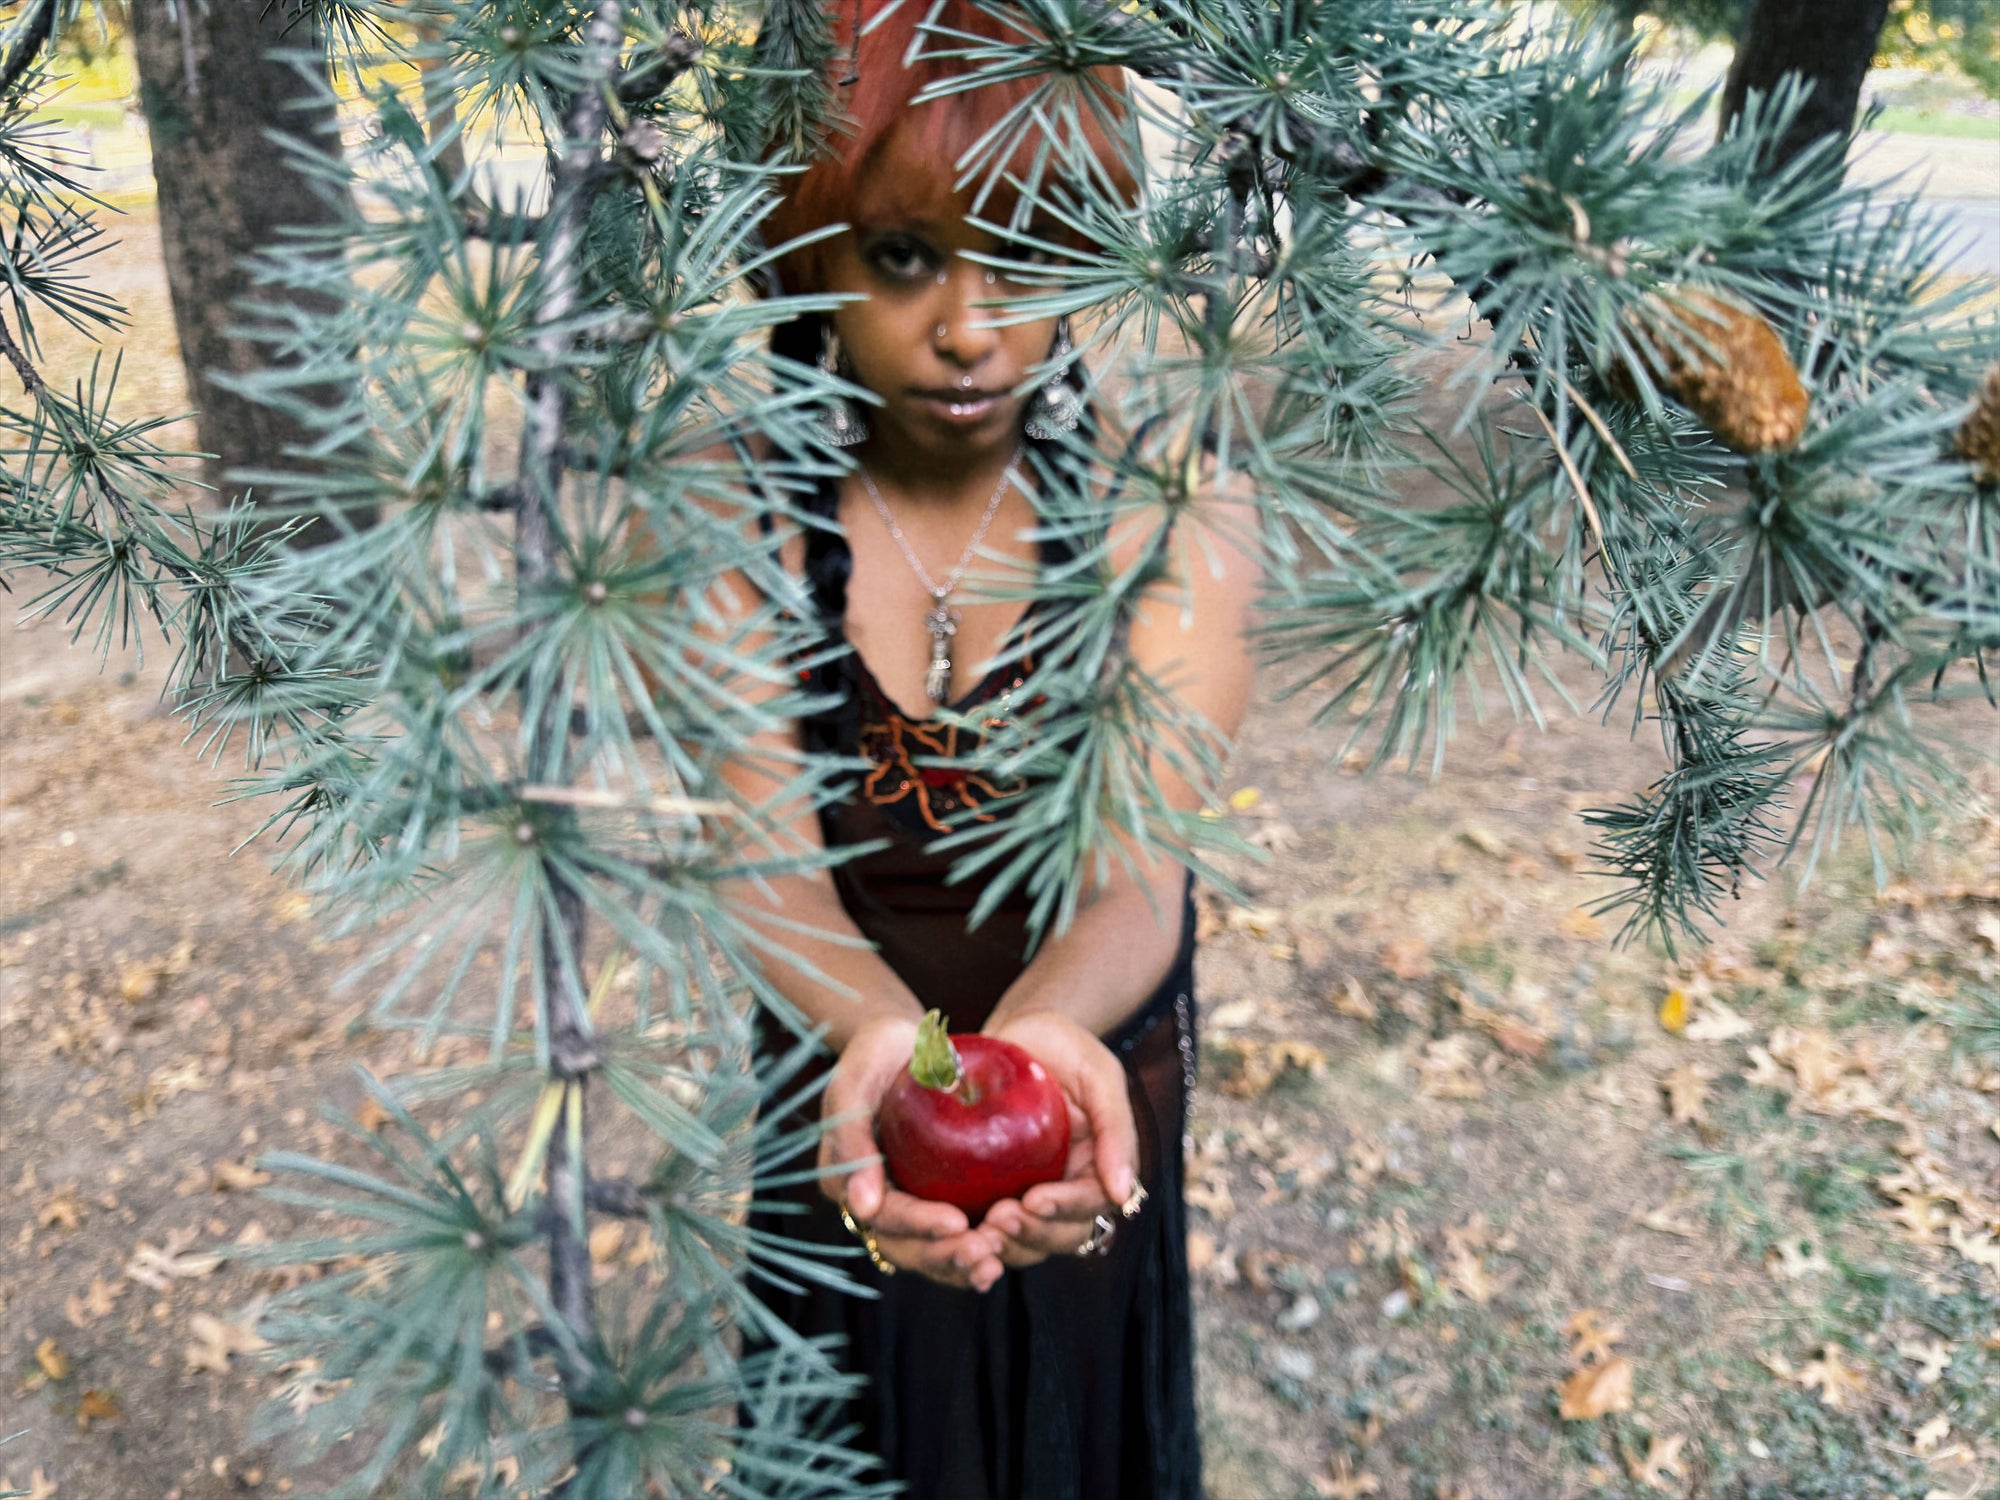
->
[763, 0, 1139, 295]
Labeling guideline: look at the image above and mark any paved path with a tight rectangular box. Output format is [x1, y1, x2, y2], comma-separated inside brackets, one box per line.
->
[1851, 129, 1999, 274]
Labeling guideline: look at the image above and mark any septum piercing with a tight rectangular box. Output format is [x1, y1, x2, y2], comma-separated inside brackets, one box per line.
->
[958, 374, 974, 390]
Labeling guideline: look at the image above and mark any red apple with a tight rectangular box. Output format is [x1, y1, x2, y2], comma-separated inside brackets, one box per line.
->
[877, 1010, 1070, 1220]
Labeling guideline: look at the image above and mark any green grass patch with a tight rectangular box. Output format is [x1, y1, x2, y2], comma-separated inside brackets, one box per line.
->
[1869, 107, 2000, 141]
[37, 100, 128, 132]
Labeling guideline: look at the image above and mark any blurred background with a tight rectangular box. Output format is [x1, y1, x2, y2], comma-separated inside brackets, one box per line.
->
[2, 3, 1998, 1499]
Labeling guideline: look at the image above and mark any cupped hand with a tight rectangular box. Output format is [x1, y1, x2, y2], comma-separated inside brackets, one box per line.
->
[818, 1013, 1006, 1291]
[976, 1010, 1138, 1269]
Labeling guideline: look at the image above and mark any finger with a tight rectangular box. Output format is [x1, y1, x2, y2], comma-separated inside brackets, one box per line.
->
[871, 1187, 975, 1241]
[817, 1107, 885, 1217]
[1019, 1176, 1114, 1223]
[876, 1229, 1005, 1289]
[1071, 1052, 1138, 1206]
[994, 1212, 1097, 1266]
[1012, 1023, 1138, 1207]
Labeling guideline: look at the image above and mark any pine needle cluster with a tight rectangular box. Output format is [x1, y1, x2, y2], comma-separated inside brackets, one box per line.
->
[2, 0, 1996, 1493]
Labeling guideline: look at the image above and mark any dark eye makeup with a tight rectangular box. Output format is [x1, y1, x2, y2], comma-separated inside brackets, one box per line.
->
[855, 227, 1059, 288]
[862, 231, 942, 283]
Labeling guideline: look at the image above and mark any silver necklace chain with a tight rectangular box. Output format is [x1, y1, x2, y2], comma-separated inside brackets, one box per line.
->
[856, 449, 1020, 603]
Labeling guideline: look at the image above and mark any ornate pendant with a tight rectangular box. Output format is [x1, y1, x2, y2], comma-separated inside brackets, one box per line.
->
[923, 598, 958, 705]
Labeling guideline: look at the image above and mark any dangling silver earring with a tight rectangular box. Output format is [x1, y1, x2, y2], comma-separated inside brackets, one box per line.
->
[808, 325, 869, 448]
[1025, 318, 1084, 441]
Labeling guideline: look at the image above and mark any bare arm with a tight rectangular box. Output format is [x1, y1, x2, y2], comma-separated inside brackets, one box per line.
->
[976, 484, 1264, 1264]
[987, 486, 1263, 1036]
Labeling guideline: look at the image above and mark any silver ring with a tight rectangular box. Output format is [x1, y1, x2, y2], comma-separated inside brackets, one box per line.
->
[1075, 1214, 1116, 1258]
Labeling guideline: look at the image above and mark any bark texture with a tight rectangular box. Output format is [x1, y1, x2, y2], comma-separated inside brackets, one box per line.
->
[127, 1, 362, 545]
[1720, 0, 1894, 166]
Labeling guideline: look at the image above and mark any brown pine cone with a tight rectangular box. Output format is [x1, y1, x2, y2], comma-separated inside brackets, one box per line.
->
[1622, 290, 1809, 456]
[1956, 363, 2000, 487]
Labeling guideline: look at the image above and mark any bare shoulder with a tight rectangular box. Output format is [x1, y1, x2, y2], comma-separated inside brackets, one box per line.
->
[646, 433, 810, 581]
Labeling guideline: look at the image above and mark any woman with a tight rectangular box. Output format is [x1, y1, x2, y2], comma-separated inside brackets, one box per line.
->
[717, 4, 1260, 1495]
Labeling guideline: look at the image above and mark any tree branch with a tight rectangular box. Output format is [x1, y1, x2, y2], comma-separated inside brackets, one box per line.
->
[0, 0, 57, 102]
[514, 0, 628, 1413]
[616, 29, 704, 104]
[461, 207, 547, 242]
[0, 310, 45, 399]
[584, 1177, 651, 1218]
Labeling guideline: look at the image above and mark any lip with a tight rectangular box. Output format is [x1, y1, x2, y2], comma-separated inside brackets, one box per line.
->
[912, 389, 1006, 425]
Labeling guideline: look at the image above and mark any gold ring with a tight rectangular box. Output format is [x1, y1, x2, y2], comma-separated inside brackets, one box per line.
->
[839, 1202, 895, 1276]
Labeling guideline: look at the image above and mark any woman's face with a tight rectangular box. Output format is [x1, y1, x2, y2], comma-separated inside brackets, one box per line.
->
[823, 206, 1060, 466]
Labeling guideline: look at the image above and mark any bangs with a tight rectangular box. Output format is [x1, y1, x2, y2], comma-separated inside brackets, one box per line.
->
[764, 0, 1137, 293]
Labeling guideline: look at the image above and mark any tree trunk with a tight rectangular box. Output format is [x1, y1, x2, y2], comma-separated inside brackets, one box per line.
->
[127, 1, 364, 546]
[1719, 0, 1893, 166]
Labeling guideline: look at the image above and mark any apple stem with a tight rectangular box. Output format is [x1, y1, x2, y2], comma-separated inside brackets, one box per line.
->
[908, 1009, 964, 1093]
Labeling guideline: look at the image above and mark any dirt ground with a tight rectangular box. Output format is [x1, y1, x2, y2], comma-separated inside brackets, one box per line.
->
[5, 214, 2000, 1500]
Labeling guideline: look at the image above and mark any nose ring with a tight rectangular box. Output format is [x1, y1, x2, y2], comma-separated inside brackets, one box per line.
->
[985, 271, 998, 286]
[935, 323, 949, 340]
[935, 271, 948, 286]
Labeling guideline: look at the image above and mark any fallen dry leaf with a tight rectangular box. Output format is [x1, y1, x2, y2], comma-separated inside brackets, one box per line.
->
[75, 1388, 119, 1431]
[33, 1337, 71, 1382]
[63, 1277, 119, 1328]
[37, 1188, 83, 1231]
[1418, 1035, 1487, 1099]
[1240, 1247, 1304, 1293]
[1948, 1221, 2000, 1277]
[1213, 1038, 1327, 1098]
[1206, 998, 1260, 1033]
[1798, 1344, 1865, 1408]
[1247, 819, 1298, 854]
[1684, 999, 1755, 1042]
[1767, 1238, 1830, 1280]
[1185, 1171, 1236, 1220]
[1912, 1414, 1951, 1452]
[1660, 1064, 1714, 1124]
[1186, 1231, 1218, 1273]
[1768, 1026, 1845, 1101]
[1625, 1431, 1686, 1492]
[1452, 988, 1552, 1061]
[1565, 1308, 1625, 1367]
[1458, 824, 1509, 859]
[212, 1160, 272, 1192]
[1332, 977, 1378, 1022]
[1443, 1242, 1500, 1305]
[1225, 905, 1284, 938]
[1558, 1355, 1635, 1420]
[1657, 989, 1690, 1035]
[1311, 1456, 1382, 1499]
[1742, 1046, 1787, 1089]
[588, 1221, 627, 1265]
[125, 1235, 223, 1290]
[1638, 1199, 1701, 1237]
[1380, 936, 1434, 982]
[1898, 1338, 1952, 1387]
[1560, 906, 1606, 939]
[185, 1305, 269, 1375]
[1885, 1192, 1952, 1244]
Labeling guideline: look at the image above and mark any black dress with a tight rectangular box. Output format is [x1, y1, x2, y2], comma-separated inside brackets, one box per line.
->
[744, 454, 1204, 1500]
